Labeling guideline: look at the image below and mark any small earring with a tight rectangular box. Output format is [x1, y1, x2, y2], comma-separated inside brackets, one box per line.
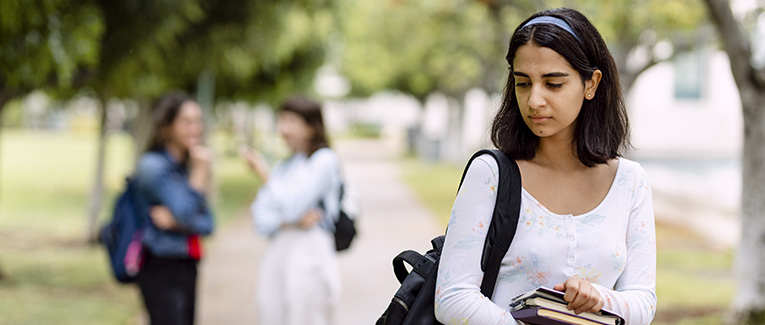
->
[587, 93, 592, 98]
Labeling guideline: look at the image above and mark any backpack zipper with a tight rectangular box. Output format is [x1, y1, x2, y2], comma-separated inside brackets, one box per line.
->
[392, 296, 410, 313]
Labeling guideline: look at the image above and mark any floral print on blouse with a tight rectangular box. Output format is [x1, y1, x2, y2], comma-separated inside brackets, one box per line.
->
[435, 155, 657, 325]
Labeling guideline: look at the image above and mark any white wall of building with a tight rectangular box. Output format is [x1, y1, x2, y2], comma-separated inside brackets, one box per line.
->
[627, 51, 743, 158]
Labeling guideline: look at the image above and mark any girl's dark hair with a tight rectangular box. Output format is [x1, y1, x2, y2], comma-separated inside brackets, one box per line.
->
[280, 96, 330, 157]
[491, 8, 630, 167]
[145, 92, 196, 153]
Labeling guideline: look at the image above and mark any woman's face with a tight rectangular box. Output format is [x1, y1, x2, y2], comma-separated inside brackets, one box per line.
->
[277, 111, 314, 152]
[512, 42, 600, 142]
[164, 101, 204, 151]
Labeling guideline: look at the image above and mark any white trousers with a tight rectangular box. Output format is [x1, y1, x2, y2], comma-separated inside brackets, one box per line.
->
[257, 227, 341, 325]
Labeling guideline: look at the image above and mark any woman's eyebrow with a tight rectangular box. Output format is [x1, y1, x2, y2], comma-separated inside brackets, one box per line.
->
[512, 71, 569, 78]
[542, 72, 569, 78]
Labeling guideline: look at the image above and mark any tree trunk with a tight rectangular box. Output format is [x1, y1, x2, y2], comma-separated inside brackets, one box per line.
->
[731, 93, 765, 323]
[0, 89, 18, 203]
[86, 97, 109, 243]
[196, 67, 215, 134]
[0, 102, 5, 281]
[196, 68, 218, 202]
[245, 107, 255, 148]
[131, 101, 153, 167]
[701, 0, 765, 322]
[0, 91, 17, 281]
[0, 100, 5, 204]
[612, 40, 663, 97]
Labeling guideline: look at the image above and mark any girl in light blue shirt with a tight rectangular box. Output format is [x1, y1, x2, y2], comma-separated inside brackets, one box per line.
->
[243, 96, 342, 325]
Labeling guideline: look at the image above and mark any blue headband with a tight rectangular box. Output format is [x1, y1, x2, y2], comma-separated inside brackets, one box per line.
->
[522, 16, 581, 43]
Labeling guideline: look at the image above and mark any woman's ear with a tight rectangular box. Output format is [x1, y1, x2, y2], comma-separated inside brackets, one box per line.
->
[584, 70, 602, 100]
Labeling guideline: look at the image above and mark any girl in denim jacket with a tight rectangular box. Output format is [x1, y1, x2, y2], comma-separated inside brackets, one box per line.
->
[134, 92, 214, 325]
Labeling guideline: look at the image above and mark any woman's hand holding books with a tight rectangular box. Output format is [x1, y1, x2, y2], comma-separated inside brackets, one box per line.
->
[553, 278, 604, 315]
[509, 286, 624, 325]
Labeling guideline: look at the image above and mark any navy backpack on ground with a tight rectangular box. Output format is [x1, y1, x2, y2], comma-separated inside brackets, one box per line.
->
[99, 178, 147, 283]
[376, 149, 522, 325]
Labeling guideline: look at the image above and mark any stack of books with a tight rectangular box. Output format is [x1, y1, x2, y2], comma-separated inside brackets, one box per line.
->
[509, 287, 625, 325]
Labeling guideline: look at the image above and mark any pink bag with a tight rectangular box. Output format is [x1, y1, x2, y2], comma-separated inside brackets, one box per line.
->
[124, 230, 145, 277]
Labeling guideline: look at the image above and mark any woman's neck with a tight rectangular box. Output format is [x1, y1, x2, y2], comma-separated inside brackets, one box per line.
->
[290, 140, 311, 155]
[534, 136, 582, 172]
[165, 143, 186, 163]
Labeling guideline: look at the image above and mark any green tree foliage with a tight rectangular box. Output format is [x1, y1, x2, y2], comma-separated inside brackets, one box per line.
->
[0, 0, 103, 107]
[338, 0, 705, 99]
[339, 0, 520, 100]
[196, 0, 334, 105]
[0, 0, 335, 108]
[91, 0, 206, 99]
[91, 0, 333, 103]
[569, 0, 705, 89]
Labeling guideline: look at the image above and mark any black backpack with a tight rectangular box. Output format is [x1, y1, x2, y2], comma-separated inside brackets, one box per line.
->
[376, 149, 522, 325]
[333, 183, 357, 251]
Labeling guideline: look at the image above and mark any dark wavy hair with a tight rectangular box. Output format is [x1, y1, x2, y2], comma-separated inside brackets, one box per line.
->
[280, 96, 330, 157]
[145, 92, 196, 154]
[491, 8, 630, 167]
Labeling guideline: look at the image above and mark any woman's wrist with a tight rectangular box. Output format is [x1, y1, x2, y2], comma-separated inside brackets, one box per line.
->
[255, 167, 269, 183]
[189, 164, 210, 193]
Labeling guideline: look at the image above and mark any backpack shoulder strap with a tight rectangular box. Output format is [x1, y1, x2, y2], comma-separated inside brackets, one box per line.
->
[458, 149, 522, 299]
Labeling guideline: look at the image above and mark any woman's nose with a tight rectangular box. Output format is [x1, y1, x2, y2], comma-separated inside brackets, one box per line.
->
[528, 86, 546, 109]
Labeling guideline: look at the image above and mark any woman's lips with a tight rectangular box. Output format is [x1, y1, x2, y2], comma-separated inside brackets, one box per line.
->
[529, 116, 551, 123]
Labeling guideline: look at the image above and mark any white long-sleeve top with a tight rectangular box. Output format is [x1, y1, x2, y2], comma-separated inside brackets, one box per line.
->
[435, 155, 657, 325]
[251, 148, 341, 237]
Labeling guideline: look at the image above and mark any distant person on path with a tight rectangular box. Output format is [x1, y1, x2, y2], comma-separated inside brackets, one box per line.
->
[435, 8, 656, 324]
[242, 96, 342, 325]
[134, 92, 215, 325]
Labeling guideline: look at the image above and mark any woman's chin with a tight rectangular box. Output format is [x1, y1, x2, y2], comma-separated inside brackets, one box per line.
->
[186, 139, 202, 148]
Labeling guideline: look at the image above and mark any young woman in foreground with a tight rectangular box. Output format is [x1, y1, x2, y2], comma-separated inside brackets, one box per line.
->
[435, 8, 656, 325]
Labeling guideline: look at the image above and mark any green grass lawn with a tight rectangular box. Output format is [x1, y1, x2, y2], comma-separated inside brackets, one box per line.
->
[0, 129, 258, 324]
[401, 158, 735, 324]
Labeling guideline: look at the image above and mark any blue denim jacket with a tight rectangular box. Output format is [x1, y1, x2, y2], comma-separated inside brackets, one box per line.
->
[134, 149, 214, 258]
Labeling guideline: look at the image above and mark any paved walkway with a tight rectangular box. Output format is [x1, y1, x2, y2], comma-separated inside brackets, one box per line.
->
[197, 139, 443, 324]
[652, 189, 739, 250]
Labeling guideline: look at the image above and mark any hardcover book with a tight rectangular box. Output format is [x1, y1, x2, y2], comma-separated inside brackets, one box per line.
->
[509, 287, 625, 325]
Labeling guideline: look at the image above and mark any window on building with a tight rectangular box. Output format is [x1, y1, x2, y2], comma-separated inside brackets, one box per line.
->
[674, 50, 705, 100]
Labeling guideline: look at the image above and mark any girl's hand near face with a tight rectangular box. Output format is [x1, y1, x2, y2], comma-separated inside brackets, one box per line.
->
[189, 145, 213, 167]
[239, 145, 270, 182]
[553, 277, 605, 314]
[188, 145, 213, 193]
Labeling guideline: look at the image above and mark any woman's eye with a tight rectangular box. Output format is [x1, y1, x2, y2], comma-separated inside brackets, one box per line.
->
[547, 83, 563, 89]
[515, 82, 530, 88]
